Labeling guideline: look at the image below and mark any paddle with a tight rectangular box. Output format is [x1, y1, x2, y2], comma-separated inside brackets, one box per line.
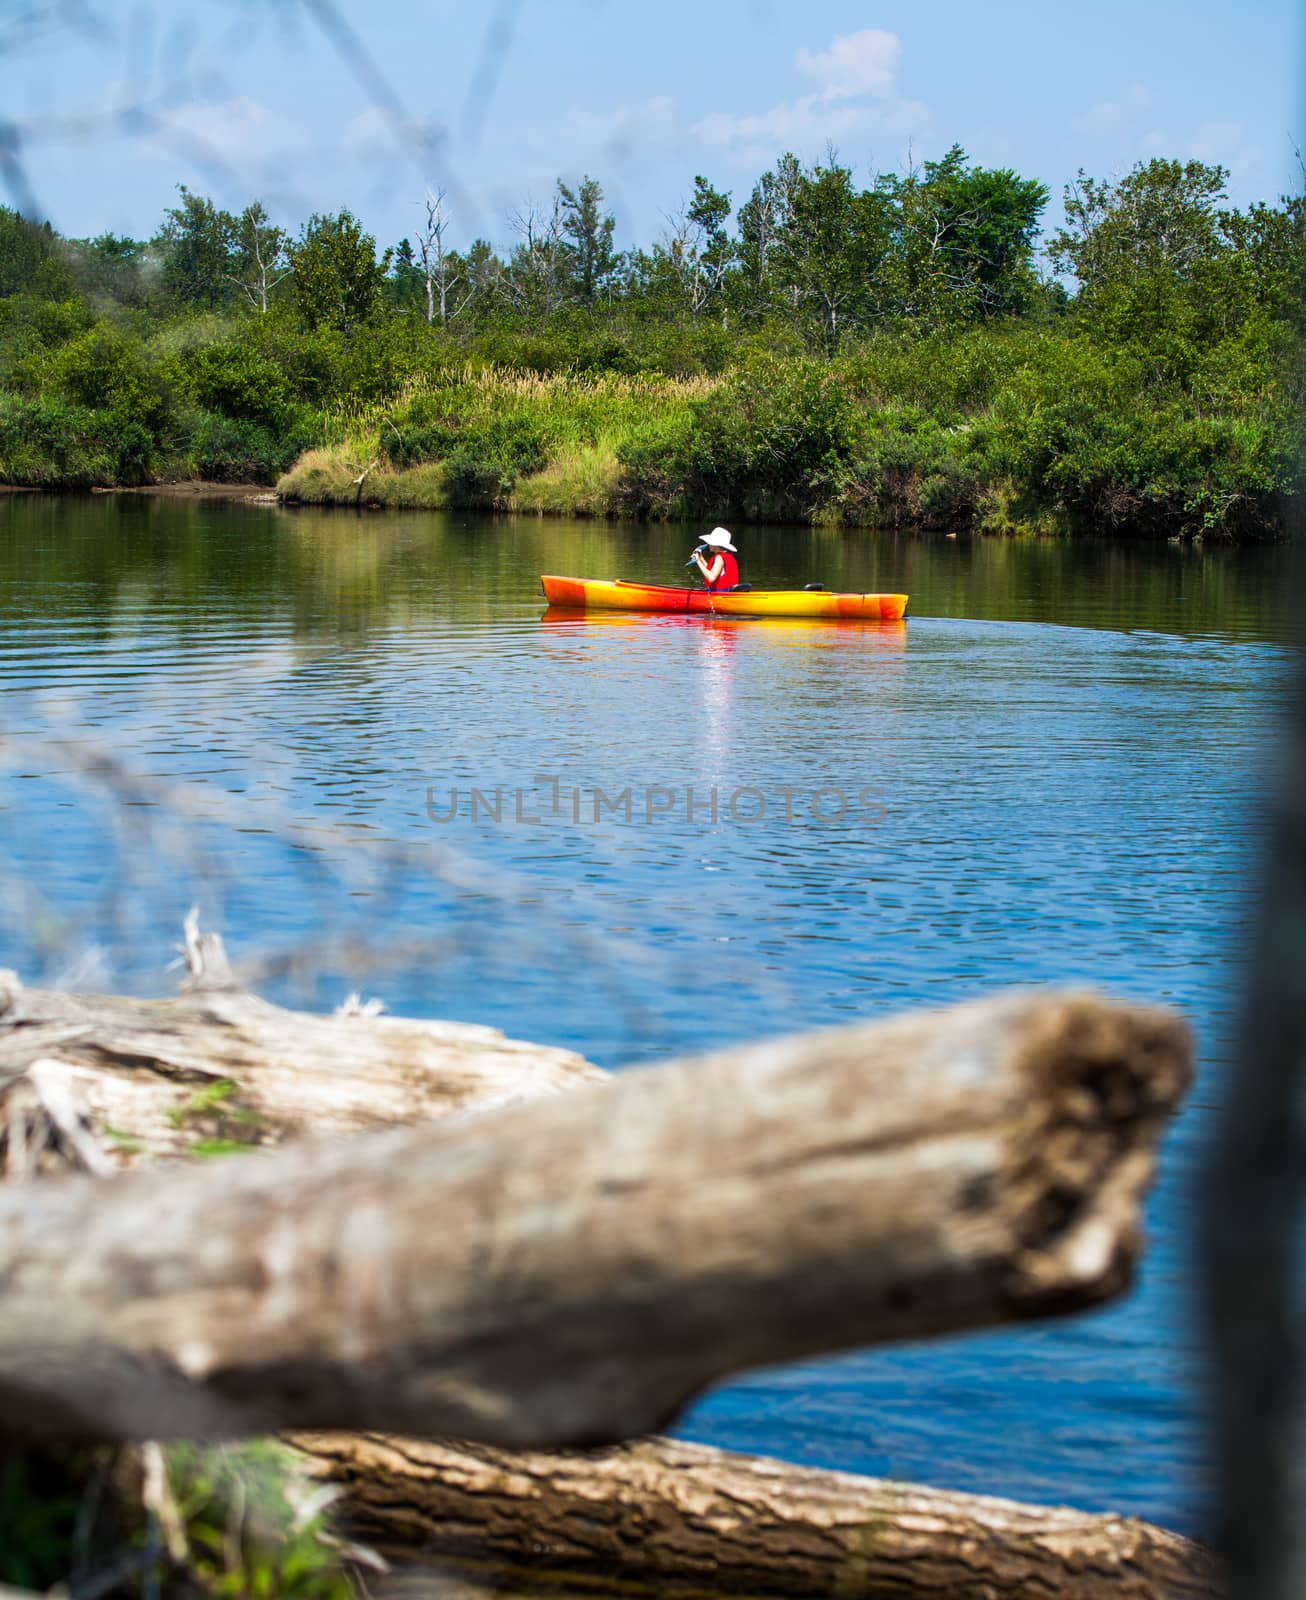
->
[685, 543, 716, 615]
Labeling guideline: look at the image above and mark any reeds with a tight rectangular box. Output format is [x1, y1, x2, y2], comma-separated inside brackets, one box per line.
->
[284, 364, 715, 515]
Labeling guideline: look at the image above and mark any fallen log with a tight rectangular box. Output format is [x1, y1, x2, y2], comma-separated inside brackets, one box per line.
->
[0, 963, 1210, 1597]
[296, 1432, 1219, 1600]
[0, 982, 1188, 1448]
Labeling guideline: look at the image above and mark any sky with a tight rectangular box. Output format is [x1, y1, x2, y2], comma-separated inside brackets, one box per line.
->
[1, 0, 1302, 256]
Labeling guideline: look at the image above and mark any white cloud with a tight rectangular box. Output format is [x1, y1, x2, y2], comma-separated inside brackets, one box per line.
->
[552, 30, 927, 184]
[566, 96, 684, 164]
[346, 106, 392, 157]
[1074, 82, 1152, 134]
[344, 106, 448, 162]
[796, 29, 900, 102]
[152, 98, 307, 166]
[1192, 119, 1262, 178]
[689, 29, 925, 161]
[692, 94, 927, 160]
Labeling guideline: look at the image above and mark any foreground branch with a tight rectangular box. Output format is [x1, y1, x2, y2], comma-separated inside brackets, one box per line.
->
[0, 986, 1188, 1448]
[296, 1433, 1217, 1600]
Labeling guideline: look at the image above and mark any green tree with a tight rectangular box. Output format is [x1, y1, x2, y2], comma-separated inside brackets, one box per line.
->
[1047, 159, 1228, 299]
[388, 237, 425, 313]
[771, 157, 877, 353]
[72, 233, 151, 308]
[0, 209, 59, 297]
[289, 210, 390, 336]
[53, 323, 168, 433]
[505, 196, 571, 316]
[157, 187, 238, 310]
[1216, 193, 1306, 334]
[735, 154, 802, 321]
[558, 176, 617, 305]
[660, 176, 734, 322]
[875, 146, 1047, 324]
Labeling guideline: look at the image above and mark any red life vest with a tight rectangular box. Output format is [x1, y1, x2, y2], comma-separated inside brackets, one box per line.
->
[704, 550, 739, 592]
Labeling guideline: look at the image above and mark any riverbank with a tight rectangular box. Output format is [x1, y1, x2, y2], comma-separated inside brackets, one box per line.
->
[3, 154, 1301, 541]
[270, 341, 1299, 539]
[2, 318, 1299, 541]
[91, 479, 275, 499]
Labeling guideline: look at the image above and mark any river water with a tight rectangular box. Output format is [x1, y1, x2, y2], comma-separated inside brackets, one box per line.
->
[0, 493, 1295, 1533]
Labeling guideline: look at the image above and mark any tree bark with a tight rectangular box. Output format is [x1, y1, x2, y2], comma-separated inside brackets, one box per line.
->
[0, 985, 1188, 1449]
[295, 1432, 1217, 1600]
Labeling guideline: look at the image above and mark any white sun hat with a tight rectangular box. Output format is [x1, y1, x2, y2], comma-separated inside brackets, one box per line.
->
[703, 527, 738, 552]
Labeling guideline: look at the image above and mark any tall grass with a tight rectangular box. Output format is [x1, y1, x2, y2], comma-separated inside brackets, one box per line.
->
[281, 365, 716, 513]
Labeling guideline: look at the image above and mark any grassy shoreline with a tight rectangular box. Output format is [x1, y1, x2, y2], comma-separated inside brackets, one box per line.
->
[270, 346, 1298, 540]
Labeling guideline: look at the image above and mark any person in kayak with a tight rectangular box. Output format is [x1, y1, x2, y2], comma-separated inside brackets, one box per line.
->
[690, 527, 740, 592]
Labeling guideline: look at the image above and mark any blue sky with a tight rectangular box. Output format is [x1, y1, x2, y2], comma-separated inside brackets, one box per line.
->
[2, 0, 1301, 255]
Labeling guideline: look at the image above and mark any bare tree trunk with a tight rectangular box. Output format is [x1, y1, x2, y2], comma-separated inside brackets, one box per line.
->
[0, 985, 1188, 1449]
[296, 1433, 1217, 1600]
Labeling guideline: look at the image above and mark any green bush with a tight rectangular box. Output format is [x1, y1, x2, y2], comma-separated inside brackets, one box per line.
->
[166, 342, 294, 426]
[53, 324, 169, 429]
[669, 355, 863, 519]
[381, 415, 467, 468]
[442, 415, 551, 507]
[613, 414, 695, 517]
[30, 297, 95, 347]
[0, 392, 117, 486]
[188, 408, 321, 482]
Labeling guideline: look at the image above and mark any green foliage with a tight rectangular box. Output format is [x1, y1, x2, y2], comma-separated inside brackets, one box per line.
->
[167, 343, 294, 426]
[0, 157, 1297, 534]
[30, 297, 95, 347]
[291, 210, 390, 335]
[876, 145, 1049, 319]
[0, 208, 61, 296]
[0, 1444, 350, 1598]
[71, 232, 155, 308]
[558, 175, 617, 305]
[54, 324, 168, 427]
[158, 186, 240, 311]
[168, 1443, 352, 1596]
[442, 415, 551, 506]
[187, 410, 318, 483]
[0, 393, 118, 486]
[622, 355, 862, 519]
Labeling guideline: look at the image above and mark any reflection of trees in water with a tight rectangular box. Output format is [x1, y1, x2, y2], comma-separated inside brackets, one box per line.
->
[0, 497, 1291, 641]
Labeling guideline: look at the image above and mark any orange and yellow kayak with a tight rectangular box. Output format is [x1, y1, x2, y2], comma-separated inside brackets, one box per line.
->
[540, 576, 908, 621]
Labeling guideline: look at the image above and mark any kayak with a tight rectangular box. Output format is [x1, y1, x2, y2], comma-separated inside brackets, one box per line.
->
[540, 576, 909, 621]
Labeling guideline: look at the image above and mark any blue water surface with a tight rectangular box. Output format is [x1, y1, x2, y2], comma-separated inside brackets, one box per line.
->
[0, 496, 1294, 1531]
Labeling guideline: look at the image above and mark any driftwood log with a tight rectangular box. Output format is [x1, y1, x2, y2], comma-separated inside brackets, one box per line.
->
[0, 954, 603, 1160]
[0, 961, 1213, 1597]
[0, 977, 1189, 1447]
[297, 1433, 1218, 1600]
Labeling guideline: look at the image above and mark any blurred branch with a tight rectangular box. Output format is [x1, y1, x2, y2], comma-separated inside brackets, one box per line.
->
[459, 0, 523, 147]
[298, 0, 475, 224]
[0, 716, 783, 1038]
